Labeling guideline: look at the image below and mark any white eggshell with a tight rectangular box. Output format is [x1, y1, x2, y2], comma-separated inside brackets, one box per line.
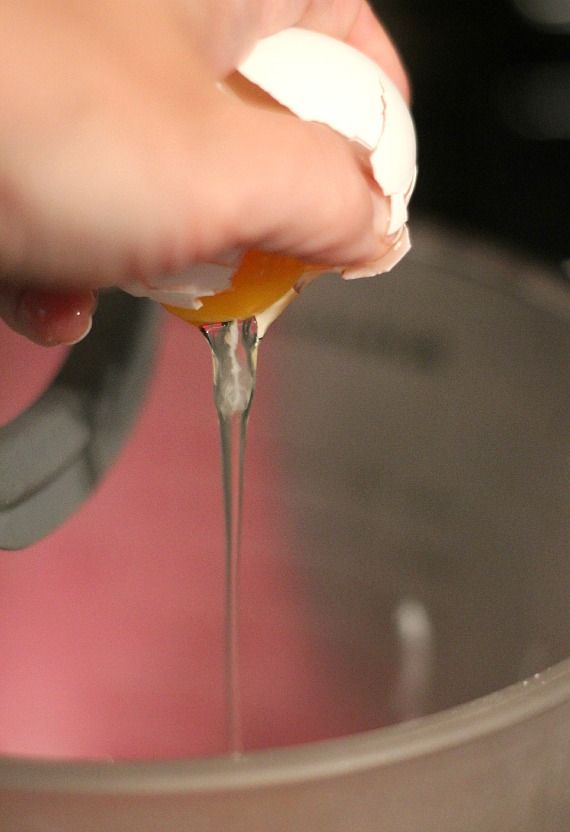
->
[370, 70, 417, 199]
[239, 28, 385, 150]
[125, 27, 417, 308]
[240, 28, 417, 201]
[239, 27, 417, 280]
[124, 263, 234, 309]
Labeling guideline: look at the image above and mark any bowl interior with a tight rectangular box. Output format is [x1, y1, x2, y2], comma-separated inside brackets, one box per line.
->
[1, 223, 568, 761]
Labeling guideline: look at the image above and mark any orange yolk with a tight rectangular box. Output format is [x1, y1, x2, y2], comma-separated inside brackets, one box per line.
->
[164, 250, 309, 326]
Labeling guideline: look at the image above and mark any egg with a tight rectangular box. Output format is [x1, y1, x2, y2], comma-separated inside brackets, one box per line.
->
[125, 27, 417, 326]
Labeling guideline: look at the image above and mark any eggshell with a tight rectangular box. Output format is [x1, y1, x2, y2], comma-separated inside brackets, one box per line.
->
[125, 27, 417, 310]
[240, 28, 417, 281]
[125, 263, 234, 309]
[370, 69, 417, 200]
[239, 27, 385, 151]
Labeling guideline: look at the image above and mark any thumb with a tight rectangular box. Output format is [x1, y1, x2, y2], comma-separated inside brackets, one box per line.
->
[184, 84, 390, 271]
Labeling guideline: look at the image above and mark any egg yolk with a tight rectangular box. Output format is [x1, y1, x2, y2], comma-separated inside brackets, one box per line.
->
[164, 250, 309, 326]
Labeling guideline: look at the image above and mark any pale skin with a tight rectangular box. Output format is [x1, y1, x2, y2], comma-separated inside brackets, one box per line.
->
[0, 0, 409, 345]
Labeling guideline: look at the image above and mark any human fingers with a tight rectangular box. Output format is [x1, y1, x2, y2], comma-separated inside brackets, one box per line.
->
[186, 87, 391, 268]
[181, 1, 409, 96]
[0, 1, 408, 330]
[1, 56, 385, 288]
[0, 285, 96, 346]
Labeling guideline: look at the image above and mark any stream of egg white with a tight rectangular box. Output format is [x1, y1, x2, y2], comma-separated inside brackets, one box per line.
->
[201, 317, 259, 755]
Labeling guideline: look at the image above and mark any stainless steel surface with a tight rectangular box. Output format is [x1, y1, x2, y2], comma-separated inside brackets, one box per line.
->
[1, 222, 569, 830]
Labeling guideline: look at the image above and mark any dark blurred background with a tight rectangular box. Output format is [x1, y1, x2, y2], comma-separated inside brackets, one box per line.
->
[374, 0, 569, 273]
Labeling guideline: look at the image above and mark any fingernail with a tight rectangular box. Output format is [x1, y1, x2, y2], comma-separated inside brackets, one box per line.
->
[17, 293, 56, 345]
[342, 225, 411, 280]
[377, 225, 411, 273]
[63, 315, 93, 345]
[387, 193, 408, 235]
[18, 289, 97, 347]
[60, 291, 97, 345]
[371, 191, 409, 239]
[371, 191, 391, 238]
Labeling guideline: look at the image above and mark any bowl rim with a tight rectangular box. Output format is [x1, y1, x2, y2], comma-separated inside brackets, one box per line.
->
[1, 656, 570, 794]
[2, 224, 569, 795]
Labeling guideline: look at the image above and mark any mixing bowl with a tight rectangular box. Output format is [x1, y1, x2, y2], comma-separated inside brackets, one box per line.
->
[0, 222, 568, 831]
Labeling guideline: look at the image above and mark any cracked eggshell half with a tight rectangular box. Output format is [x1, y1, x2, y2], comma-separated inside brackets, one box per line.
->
[125, 26, 417, 309]
[239, 28, 417, 280]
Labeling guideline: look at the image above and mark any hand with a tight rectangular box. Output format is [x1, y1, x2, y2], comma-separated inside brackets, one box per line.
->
[0, 0, 409, 345]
